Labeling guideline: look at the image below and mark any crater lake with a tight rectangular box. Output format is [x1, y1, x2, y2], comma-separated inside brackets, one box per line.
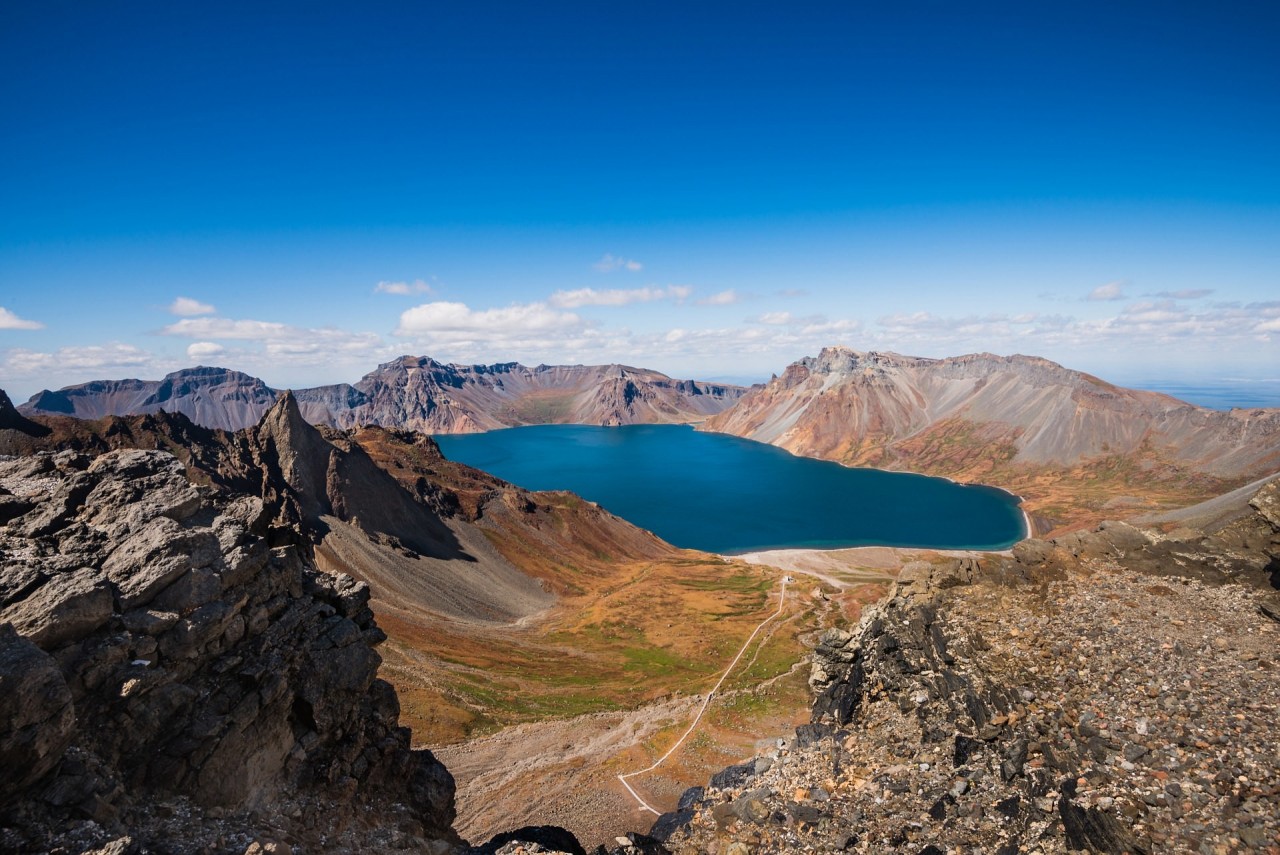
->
[434, 424, 1026, 554]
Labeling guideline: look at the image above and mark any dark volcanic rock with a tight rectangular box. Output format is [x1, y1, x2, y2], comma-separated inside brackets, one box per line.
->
[0, 626, 75, 802]
[477, 825, 587, 855]
[0, 448, 458, 852]
[0, 389, 50, 439]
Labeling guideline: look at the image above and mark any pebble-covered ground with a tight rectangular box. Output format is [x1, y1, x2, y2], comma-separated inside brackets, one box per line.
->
[661, 562, 1280, 854]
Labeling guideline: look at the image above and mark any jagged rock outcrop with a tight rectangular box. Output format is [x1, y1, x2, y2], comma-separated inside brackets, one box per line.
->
[19, 358, 747, 433]
[658, 480, 1280, 853]
[0, 447, 458, 853]
[0, 390, 50, 441]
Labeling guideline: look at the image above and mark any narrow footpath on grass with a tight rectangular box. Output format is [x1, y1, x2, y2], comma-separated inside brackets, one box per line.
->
[617, 574, 792, 816]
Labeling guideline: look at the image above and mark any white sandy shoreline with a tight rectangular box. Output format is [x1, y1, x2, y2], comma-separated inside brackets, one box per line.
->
[720, 544, 1014, 584]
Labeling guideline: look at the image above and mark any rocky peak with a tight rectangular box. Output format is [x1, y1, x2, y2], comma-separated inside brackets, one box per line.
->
[0, 389, 50, 438]
[253, 390, 334, 523]
[0, 447, 458, 852]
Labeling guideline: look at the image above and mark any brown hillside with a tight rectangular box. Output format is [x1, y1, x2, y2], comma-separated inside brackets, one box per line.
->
[704, 348, 1280, 532]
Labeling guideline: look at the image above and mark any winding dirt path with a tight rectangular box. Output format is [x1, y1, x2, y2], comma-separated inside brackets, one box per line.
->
[616, 575, 791, 814]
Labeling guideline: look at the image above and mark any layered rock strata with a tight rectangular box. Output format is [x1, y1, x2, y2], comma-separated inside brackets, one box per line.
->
[0, 448, 457, 853]
[19, 359, 747, 433]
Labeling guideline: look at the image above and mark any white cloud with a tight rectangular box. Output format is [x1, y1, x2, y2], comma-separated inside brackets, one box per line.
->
[593, 253, 643, 273]
[396, 301, 582, 337]
[697, 289, 740, 306]
[799, 318, 861, 337]
[186, 341, 226, 361]
[858, 300, 1280, 360]
[161, 315, 392, 363]
[389, 300, 628, 365]
[169, 297, 216, 316]
[756, 311, 794, 325]
[0, 307, 44, 330]
[3, 343, 155, 375]
[1086, 281, 1126, 301]
[163, 318, 291, 340]
[549, 284, 690, 308]
[375, 279, 432, 295]
[1119, 299, 1181, 324]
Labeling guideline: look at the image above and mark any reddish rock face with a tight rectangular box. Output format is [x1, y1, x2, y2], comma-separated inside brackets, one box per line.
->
[703, 347, 1280, 530]
[707, 347, 1280, 477]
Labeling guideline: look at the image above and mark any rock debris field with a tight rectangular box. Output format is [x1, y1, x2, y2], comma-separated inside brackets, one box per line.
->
[658, 555, 1280, 854]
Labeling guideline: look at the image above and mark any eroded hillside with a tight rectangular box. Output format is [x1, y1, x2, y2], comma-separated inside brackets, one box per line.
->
[703, 348, 1280, 532]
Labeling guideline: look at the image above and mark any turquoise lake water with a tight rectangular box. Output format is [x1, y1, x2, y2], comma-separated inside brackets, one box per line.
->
[434, 424, 1026, 554]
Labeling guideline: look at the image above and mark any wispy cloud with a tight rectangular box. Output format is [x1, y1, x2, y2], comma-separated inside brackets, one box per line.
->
[697, 289, 740, 306]
[161, 316, 388, 360]
[1149, 288, 1213, 300]
[593, 253, 643, 273]
[862, 300, 1280, 355]
[3, 343, 155, 375]
[169, 297, 215, 316]
[375, 279, 432, 295]
[1086, 281, 1127, 301]
[0, 307, 44, 330]
[549, 284, 689, 308]
[163, 318, 292, 340]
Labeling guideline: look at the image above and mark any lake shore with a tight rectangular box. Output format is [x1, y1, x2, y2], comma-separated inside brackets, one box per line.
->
[726, 544, 1012, 586]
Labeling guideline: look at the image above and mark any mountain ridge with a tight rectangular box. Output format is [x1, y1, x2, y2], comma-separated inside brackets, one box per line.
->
[18, 357, 749, 433]
[702, 347, 1280, 531]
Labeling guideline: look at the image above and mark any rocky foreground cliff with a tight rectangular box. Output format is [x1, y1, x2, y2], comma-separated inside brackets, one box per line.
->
[19, 358, 747, 433]
[649, 481, 1280, 854]
[0, 447, 457, 853]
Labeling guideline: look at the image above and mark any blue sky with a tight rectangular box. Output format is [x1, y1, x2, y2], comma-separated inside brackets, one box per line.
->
[2, 1, 1278, 403]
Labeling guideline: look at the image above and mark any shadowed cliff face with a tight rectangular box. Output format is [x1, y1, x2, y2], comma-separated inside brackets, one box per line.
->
[0, 448, 458, 853]
[703, 347, 1280, 532]
[0, 390, 51, 439]
[17, 357, 748, 433]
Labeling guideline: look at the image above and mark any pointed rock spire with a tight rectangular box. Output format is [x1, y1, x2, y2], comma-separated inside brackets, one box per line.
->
[0, 389, 52, 437]
[256, 390, 332, 520]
